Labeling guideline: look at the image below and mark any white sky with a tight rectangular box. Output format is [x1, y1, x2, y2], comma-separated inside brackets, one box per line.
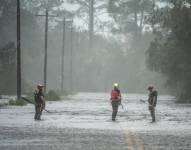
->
[60, 2, 114, 34]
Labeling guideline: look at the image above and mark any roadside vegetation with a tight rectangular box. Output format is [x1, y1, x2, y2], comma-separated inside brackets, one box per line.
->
[9, 98, 27, 106]
[146, 0, 191, 103]
[0, 103, 8, 107]
[7, 89, 70, 106]
[46, 90, 61, 101]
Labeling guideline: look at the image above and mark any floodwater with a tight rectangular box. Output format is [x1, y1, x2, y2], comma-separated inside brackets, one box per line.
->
[0, 93, 191, 150]
[0, 93, 190, 130]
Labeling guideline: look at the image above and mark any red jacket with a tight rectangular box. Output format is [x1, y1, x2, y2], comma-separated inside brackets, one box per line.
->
[111, 89, 121, 101]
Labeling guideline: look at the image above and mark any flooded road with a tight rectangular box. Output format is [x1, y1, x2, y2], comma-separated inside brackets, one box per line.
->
[0, 93, 191, 149]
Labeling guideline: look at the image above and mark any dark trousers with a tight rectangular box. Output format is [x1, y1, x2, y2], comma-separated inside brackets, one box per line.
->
[112, 101, 119, 120]
[34, 104, 42, 120]
[149, 106, 155, 122]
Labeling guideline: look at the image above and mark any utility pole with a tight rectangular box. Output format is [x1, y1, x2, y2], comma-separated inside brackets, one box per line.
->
[44, 9, 48, 94]
[61, 18, 66, 92]
[70, 22, 73, 92]
[89, 0, 94, 50]
[17, 0, 21, 99]
[36, 9, 57, 93]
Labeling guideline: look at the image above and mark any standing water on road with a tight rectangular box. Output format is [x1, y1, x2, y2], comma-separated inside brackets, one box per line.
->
[1, 93, 191, 150]
[0, 93, 191, 131]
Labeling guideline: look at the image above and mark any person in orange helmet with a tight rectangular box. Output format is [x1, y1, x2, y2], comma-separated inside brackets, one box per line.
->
[110, 83, 122, 121]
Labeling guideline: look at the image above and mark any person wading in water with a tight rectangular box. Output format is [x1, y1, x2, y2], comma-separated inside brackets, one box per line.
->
[147, 85, 158, 123]
[34, 84, 45, 120]
[110, 83, 122, 121]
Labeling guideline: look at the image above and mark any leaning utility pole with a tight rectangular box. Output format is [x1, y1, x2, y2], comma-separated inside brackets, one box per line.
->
[17, 0, 21, 99]
[89, 0, 94, 50]
[36, 9, 57, 93]
[61, 18, 66, 92]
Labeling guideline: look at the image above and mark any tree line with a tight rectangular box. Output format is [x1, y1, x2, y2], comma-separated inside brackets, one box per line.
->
[0, 0, 172, 96]
[146, 0, 191, 103]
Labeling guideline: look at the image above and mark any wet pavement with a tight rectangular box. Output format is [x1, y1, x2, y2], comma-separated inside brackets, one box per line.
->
[0, 93, 191, 150]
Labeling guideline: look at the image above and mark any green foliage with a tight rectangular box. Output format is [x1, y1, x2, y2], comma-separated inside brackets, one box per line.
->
[0, 103, 8, 107]
[22, 0, 63, 12]
[25, 95, 35, 104]
[176, 96, 191, 104]
[146, 0, 191, 102]
[107, 0, 167, 92]
[57, 90, 69, 96]
[9, 98, 27, 106]
[108, 0, 153, 35]
[46, 90, 61, 101]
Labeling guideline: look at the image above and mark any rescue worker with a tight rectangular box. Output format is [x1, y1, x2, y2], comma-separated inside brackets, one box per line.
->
[34, 84, 45, 120]
[147, 85, 158, 122]
[110, 83, 122, 121]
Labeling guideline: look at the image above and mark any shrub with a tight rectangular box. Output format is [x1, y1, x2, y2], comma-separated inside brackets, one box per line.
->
[46, 90, 61, 101]
[24, 95, 35, 104]
[9, 98, 27, 106]
[62, 90, 68, 96]
[0, 103, 8, 107]
[56, 89, 69, 96]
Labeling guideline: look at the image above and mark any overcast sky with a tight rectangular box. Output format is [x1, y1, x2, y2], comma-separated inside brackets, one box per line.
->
[60, 2, 114, 36]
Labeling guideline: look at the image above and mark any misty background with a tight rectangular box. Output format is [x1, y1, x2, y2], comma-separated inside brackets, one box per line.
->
[1, 0, 181, 96]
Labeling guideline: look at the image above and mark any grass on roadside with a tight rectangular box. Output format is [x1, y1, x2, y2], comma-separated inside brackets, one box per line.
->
[45, 89, 71, 101]
[8, 89, 70, 105]
[46, 90, 61, 101]
[0, 103, 8, 107]
[9, 98, 27, 106]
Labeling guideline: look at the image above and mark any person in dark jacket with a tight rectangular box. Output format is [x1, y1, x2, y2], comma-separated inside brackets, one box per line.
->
[110, 83, 122, 121]
[147, 85, 158, 122]
[34, 84, 45, 120]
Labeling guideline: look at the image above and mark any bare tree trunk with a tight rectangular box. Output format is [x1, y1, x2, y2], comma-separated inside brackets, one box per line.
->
[151, 0, 156, 29]
[89, 0, 94, 50]
[134, 9, 138, 37]
[140, 9, 144, 31]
